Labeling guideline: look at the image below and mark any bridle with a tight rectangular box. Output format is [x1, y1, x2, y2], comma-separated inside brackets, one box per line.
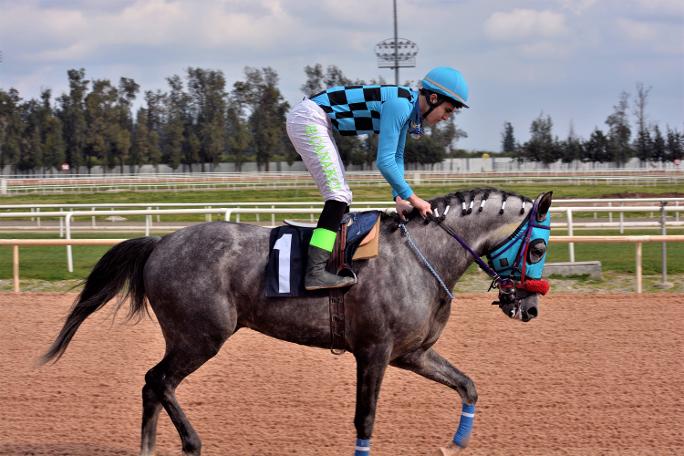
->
[399, 197, 550, 317]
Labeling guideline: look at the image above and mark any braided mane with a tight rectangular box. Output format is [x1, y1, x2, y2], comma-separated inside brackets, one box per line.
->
[381, 187, 532, 223]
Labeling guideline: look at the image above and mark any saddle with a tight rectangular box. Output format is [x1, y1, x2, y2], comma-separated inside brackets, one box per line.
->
[264, 210, 381, 298]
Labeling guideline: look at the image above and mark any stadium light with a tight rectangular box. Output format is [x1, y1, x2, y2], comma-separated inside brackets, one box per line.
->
[374, 0, 418, 85]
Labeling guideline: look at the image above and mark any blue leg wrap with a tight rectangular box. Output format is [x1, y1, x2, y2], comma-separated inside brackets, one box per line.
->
[354, 438, 371, 455]
[452, 402, 475, 448]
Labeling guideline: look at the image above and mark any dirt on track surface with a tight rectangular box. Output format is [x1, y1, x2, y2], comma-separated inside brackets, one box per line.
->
[1, 292, 683, 456]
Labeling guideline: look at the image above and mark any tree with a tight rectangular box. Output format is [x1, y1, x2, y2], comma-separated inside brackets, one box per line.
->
[523, 113, 557, 164]
[0, 89, 24, 173]
[41, 94, 66, 174]
[187, 67, 227, 170]
[430, 119, 467, 153]
[635, 127, 653, 162]
[108, 77, 139, 173]
[225, 101, 251, 171]
[130, 107, 150, 172]
[234, 67, 289, 171]
[605, 91, 632, 166]
[163, 75, 189, 170]
[665, 127, 683, 163]
[633, 82, 651, 166]
[58, 68, 89, 172]
[301, 63, 325, 96]
[143, 90, 164, 172]
[17, 99, 44, 173]
[584, 128, 610, 163]
[36, 90, 65, 174]
[405, 134, 445, 166]
[501, 122, 516, 154]
[560, 122, 583, 164]
[652, 125, 666, 162]
[84, 79, 118, 172]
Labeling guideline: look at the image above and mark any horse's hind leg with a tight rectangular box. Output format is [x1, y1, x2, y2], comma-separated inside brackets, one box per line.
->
[140, 342, 225, 456]
[392, 348, 477, 453]
[140, 381, 163, 456]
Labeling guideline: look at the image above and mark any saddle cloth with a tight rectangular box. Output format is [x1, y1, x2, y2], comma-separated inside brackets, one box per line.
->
[264, 211, 381, 298]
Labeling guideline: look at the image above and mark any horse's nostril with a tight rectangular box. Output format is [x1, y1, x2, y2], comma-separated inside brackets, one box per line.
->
[526, 307, 538, 318]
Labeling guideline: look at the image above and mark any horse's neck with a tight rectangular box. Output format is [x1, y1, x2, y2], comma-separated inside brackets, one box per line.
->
[395, 196, 527, 285]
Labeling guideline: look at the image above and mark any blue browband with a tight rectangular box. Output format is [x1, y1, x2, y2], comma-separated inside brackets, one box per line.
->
[487, 203, 551, 281]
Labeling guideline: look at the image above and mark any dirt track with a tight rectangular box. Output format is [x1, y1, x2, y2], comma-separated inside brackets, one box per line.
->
[1, 292, 683, 455]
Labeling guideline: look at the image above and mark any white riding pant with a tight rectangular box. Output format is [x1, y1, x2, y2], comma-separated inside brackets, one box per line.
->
[286, 98, 353, 204]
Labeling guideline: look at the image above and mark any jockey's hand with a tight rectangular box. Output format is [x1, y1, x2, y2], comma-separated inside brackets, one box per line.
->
[395, 197, 414, 220]
[407, 194, 433, 219]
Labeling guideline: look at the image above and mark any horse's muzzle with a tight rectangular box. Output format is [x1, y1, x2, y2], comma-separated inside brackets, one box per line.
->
[498, 301, 538, 322]
[494, 286, 540, 322]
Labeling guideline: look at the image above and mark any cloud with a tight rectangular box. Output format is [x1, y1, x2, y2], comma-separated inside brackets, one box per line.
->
[0, 0, 307, 63]
[560, 0, 598, 15]
[631, 0, 684, 16]
[484, 9, 569, 41]
[616, 17, 684, 54]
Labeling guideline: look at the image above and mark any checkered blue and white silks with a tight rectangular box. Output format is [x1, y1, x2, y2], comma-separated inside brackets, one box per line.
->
[310, 85, 415, 136]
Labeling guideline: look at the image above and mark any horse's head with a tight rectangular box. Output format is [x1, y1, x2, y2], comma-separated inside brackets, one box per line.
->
[487, 191, 552, 322]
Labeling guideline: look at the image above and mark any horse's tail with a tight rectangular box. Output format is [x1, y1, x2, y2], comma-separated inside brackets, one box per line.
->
[41, 236, 160, 364]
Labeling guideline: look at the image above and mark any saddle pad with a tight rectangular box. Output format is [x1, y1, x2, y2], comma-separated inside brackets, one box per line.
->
[352, 217, 380, 260]
[264, 225, 312, 298]
[264, 211, 382, 298]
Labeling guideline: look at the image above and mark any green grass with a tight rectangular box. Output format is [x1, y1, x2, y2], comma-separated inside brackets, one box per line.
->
[1, 182, 682, 205]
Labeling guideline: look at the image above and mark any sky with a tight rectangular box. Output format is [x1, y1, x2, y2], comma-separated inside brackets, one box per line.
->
[1, 0, 683, 151]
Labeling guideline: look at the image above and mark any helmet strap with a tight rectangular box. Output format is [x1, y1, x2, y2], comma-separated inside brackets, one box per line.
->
[420, 89, 444, 120]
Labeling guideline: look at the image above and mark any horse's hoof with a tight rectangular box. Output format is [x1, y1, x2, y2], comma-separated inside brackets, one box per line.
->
[437, 442, 465, 455]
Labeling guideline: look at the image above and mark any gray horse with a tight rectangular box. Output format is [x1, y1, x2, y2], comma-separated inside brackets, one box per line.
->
[42, 188, 552, 456]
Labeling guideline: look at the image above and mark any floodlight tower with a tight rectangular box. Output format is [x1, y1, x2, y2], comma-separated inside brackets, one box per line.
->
[375, 0, 418, 85]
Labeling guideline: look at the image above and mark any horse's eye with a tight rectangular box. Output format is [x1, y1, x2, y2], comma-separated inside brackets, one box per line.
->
[527, 240, 546, 264]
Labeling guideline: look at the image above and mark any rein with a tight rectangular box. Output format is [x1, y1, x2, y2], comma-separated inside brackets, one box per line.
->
[399, 223, 454, 299]
[429, 211, 505, 286]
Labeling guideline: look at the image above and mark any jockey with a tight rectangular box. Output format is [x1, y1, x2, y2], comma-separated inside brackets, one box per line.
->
[286, 66, 469, 290]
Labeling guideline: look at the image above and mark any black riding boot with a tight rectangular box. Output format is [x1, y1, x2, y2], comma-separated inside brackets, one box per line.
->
[304, 245, 357, 291]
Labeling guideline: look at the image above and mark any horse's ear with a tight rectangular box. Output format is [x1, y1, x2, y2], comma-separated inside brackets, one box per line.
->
[536, 191, 553, 221]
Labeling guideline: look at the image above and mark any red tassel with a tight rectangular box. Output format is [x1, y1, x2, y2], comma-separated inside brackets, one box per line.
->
[518, 279, 550, 295]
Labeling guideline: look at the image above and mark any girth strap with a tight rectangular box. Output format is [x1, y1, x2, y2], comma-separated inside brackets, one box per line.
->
[328, 221, 350, 355]
[329, 291, 346, 355]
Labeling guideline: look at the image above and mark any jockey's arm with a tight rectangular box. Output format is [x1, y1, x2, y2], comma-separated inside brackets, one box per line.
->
[377, 98, 433, 218]
[376, 97, 414, 200]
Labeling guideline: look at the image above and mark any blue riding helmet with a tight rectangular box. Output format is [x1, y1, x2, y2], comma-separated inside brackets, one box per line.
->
[421, 67, 469, 108]
[487, 206, 551, 281]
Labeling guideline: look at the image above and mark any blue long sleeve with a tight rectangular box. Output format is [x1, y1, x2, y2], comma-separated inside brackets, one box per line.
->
[376, 97, 413, 200]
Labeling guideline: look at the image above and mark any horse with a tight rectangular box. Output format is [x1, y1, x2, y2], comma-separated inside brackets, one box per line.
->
[41, 187, 553, 456]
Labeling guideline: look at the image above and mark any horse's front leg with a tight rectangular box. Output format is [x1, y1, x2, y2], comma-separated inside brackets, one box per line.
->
[392, 348, 477, 454]
[352, 344, 392, 456]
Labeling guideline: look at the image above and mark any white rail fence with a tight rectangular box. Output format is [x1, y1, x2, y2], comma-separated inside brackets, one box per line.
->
[3, 236, 683, 294]
[1, 196, 681, 211]
[2, 170, 682, 194]
[2, 205, 683, 271]
[1, 199, 682, 234]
